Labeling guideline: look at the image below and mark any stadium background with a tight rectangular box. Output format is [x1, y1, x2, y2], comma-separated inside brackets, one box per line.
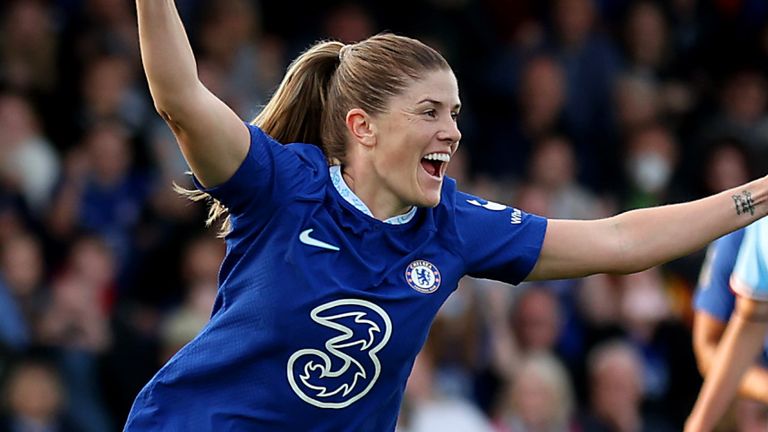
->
[0, 0, 767, 430]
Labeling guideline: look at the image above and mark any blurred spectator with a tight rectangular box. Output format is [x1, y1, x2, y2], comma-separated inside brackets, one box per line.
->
[622, 1, 669, 78]
[39, 235, 114, 352]
[74, 0, 141, 61]
[0, 1, 58, 95]
[614, 73, 661, 133]
[399, 349, 495, 432]
[581, 340, 674, 432]
[0, 93, 60, 216]
[695, 136, 755, 198]
[477, 54, 568, 180]
[547, 0, 622, 191]
[0, 359, 77, 432]
[47, 121, 150, 275]
[509, 284, 588, 403]
[424, 281, 483, 400]
[700, 67, 768, 172]
[158, 234, 223, 363]
[196, 0, 283, 119]
[0, 233, 48, 351]
[79, 55, 150, 138]
[38, 234, 115, 432]
[622, 1, 696, 119]
[493, 351, 578, 432]
[524, 135, 606, 220]
[511, 287, 562, 354]
[621, 123, 682, 209]
[618, 268, 700, 428]
[321, 2, 376, 43]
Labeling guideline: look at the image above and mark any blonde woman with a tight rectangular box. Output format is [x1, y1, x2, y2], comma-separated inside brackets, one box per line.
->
[128, 0, 768, 429]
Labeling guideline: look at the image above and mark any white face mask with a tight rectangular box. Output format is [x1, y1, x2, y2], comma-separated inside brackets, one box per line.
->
[629, 152, 672, 193]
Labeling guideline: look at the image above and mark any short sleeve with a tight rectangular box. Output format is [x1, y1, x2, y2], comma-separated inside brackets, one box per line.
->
[732, 220, 768, 301]
[193, 123, 326, 218]
[456, 192, 547, 285]
[693, 229, 744, 321]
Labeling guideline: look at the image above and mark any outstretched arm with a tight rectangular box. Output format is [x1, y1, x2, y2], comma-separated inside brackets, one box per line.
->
[685, 298, 768, 432]
[136, 0, 249, 187]
[527, 179, 768, 280]
[693, 312, 768, 404]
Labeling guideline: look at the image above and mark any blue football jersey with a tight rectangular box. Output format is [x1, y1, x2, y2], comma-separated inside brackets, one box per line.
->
[694, 229, 744, 319]
[695, 227, 768, 365]
[125, 124, 547, 431]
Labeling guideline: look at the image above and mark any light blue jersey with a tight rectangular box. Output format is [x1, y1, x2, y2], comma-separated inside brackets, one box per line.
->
[125, 124, 547, 431]
[732, 218, 768, 301]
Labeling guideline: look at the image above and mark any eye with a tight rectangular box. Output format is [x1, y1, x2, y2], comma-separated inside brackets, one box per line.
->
[451, 111, 459, 121]
[424, 109, 437, 118]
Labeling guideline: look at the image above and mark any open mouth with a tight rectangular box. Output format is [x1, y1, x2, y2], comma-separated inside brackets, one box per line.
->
[420, 152, 450, 179]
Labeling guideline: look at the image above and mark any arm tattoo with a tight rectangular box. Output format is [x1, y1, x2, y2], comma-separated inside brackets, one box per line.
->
[732, 190, 755, 216]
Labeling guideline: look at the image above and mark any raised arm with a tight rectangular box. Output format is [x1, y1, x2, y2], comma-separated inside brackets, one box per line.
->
[136, 0, 249, 187]
[527, 178, 768, 280]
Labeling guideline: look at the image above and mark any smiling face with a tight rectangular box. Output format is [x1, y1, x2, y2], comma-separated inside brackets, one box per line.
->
[354, 68, 461, 215]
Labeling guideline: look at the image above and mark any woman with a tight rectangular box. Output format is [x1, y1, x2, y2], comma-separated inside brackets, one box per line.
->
[129, 0, 768, 430]
[686, 218, 768, 432]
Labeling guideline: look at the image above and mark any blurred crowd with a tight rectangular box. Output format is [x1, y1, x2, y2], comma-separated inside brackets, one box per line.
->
[0, 0, 766, 430]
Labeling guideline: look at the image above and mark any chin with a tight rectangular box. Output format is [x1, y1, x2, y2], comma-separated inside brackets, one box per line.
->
[417, 190, 442, 208]
[413, 178, 443, 207]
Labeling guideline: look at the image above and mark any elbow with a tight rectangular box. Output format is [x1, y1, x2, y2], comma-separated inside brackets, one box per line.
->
[148, 80, 205, 122]
[154, 104, 174, 123]
[152, 94, 195, 131]
[152, 94, 184, 119]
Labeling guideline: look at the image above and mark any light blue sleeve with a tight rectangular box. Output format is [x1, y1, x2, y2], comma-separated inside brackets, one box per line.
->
[732, 220, 768, 301]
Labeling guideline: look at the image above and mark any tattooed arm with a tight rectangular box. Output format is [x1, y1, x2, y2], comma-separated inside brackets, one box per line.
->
[527, 179, 768, 280]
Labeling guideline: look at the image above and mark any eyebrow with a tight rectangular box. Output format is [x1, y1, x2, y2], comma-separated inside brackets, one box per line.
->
[417, 98, 462, 110]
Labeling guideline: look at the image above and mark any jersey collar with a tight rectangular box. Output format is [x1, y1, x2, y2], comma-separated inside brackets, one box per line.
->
[329, 165, 417, 225]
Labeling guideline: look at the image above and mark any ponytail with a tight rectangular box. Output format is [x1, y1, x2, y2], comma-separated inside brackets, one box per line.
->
[179, 41, 345, 237]
[254, 41, 344, 152]
[179, 34, 449, 237]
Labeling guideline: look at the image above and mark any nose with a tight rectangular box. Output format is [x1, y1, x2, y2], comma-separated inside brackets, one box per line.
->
[439, 119, 462, 147]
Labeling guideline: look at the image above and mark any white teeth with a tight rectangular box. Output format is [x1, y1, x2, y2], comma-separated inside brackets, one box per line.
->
[423, 153, 450, 162]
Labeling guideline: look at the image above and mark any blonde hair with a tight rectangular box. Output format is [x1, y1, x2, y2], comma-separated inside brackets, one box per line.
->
[179, 34, 450, 236]
[510, 351, 575, 430]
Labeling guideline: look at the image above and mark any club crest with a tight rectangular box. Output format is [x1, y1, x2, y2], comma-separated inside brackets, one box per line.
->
[405, 260, 441, 293]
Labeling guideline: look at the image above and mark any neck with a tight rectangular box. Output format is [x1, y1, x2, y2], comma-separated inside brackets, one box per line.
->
[341, 167, 412, 221]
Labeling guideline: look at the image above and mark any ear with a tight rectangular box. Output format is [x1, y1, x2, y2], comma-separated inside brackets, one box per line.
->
[345, 108, 376, 148]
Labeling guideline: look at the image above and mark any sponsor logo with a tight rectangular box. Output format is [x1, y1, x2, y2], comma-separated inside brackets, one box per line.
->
[287, 299, 392, 409]
[299, 228, 340, 251]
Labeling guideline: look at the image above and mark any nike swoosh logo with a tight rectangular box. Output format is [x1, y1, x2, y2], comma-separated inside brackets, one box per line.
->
[299, 229, 340, 251]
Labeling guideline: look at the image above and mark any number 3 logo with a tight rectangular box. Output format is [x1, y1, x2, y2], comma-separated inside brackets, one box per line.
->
[287, 299, 392, 409]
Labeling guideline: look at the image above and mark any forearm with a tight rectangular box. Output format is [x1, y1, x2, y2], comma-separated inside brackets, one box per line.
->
[529, 178, 768, 280]
[136, 0, 203, 111]
[614, 178, 768, 273]
[697, 343, 768, 404]
[686, 303, 768, 432]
